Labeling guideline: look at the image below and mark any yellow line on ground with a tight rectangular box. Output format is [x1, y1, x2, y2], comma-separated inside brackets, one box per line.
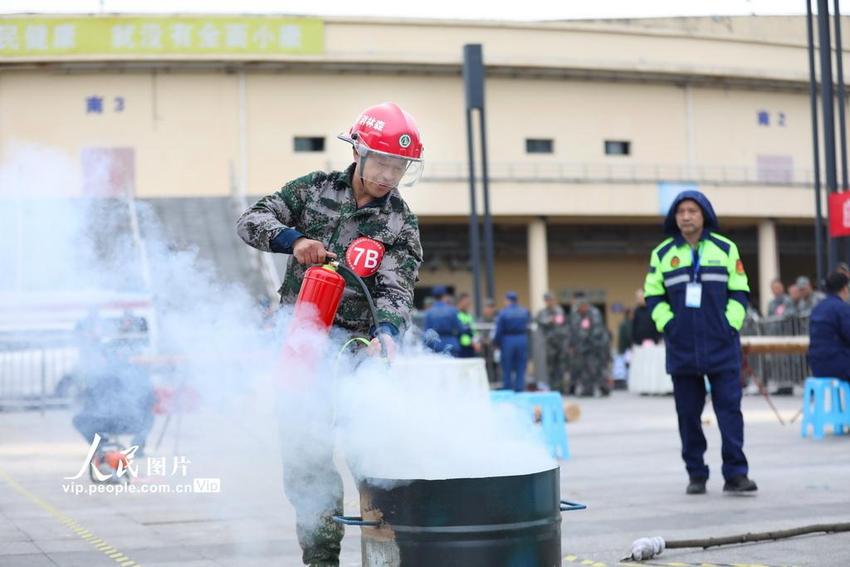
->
[0, 466, 142, 567]
[624, 561, 795, 567]
[563, 554, 608, 566]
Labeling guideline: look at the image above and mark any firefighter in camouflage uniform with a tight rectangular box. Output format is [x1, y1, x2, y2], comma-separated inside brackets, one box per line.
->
[237, 102, 424, 567]
[567, 292, 611, 397]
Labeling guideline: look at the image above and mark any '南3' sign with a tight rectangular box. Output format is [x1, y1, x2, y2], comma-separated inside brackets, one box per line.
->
[86, 96, 125, 114]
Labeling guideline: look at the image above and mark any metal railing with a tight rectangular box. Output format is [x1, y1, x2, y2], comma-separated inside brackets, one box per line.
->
[408, 161, 814, 187]
[328, 160, 816, 187]
[0, 335, 79, 411]
[742, 314, 810, 389]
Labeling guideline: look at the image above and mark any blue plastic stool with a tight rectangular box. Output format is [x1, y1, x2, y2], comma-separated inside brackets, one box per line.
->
[489, 390, 517, 404]
[801, 377, 850, 440]
[515, 392, 570, 460]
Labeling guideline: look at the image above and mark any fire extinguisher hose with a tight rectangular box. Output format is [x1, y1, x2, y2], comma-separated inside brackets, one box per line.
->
[330, 261, 383, 337]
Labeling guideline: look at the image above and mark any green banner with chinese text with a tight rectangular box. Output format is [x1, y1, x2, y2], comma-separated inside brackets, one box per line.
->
[0, 16, 324, 57]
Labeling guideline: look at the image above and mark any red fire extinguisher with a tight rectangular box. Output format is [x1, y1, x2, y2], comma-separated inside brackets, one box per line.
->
[282, 260, 378, 389]
[283, 249, 386, 390]
[293, 264, 347, 331]
[291, 248, 383, 335]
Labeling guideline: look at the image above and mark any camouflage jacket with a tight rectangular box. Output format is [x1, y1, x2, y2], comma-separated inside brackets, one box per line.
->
[535, 306, 568, 343]
[567, 306, 610, 353]
[236, 164, 423, 337]
[797, 291, 827, 315]
[766, 294, 796, 318]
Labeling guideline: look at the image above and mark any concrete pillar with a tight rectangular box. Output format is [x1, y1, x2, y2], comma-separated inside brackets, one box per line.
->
[758, 219, 780, 315]
[527, 217, 549, 314]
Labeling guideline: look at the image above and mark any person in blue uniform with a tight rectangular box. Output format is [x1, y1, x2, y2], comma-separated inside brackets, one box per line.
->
[493, 291, 531, 391]
[456, 292, 478, 359]
[643, 190, 757, 495]
[807, 271, 850, 381]
[423, 286, 462, 356]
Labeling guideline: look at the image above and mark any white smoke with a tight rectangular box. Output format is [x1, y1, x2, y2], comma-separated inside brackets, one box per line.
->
[336, 354, 555, 482]
[0, 143, 557, 552]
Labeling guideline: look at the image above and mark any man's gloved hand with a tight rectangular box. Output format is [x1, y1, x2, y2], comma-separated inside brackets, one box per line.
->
[292, 237, 337, 265]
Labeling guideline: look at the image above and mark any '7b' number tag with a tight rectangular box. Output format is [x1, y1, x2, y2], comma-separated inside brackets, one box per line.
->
[345, 237, 385, 278]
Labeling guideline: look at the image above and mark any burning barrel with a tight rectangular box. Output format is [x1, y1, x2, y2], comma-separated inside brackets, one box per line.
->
[334, 466, 584, 567]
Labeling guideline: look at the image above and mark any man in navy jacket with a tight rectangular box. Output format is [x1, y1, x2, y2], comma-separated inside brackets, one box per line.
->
[423, 286, 462, 356]
[493, 292, 531, 391]
[644, 190, 757, 495]
[808, 271, 850, 381]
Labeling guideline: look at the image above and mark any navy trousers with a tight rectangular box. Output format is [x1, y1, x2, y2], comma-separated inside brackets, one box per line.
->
[501, 335, 529, 392]
[672, 369, 749, 481]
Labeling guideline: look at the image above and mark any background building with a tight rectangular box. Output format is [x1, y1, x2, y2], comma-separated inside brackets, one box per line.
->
[0, 14, 840, 332]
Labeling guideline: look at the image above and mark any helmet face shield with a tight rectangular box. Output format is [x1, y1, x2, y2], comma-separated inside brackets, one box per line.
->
[355, 143, 423, 188]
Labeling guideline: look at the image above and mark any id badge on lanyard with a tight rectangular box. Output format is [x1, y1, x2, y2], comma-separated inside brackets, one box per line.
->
[685, 245, 702, 309]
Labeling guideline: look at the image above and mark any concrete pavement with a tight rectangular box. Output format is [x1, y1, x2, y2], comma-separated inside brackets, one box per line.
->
[1, 390, 848, 567]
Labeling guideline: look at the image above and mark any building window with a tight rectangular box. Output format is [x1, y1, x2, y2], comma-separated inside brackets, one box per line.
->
[294, 136, 325, 152]
[604, 140, 631, 156]
[526, 138, 554, 154]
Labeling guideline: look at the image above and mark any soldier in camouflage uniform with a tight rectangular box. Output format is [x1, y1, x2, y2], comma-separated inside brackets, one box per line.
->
[535, 291, 569, 393]
[567, 293, 611, 397]
[237, 102, 424, 567]
[795, 275, 826, 315]
[766, 278, 796, 318]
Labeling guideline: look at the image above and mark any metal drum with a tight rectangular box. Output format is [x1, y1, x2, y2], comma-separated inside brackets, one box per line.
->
[334, 466, 585, 567]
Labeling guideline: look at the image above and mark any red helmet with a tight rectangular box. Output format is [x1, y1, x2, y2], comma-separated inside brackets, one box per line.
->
[339, 102, 424, 187]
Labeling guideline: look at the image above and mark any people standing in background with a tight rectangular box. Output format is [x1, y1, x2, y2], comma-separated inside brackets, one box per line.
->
[795, 276, 826, 314]
[568, 292, 611, 397]
[480, 298, 500, 384]
[766, 278, 795, 318]
[838, 263, 850, 303]
[493, 291, 531, 392]
[617, 308, 634, 354]
[614, 308, 634, 387]
[535, 291, 569, 394]
[632, 288, 662, 346]
[456, 292, 479, 359]
[423, 286, 462, 356]
[788, 284, 801, 308]
[807, 271, 850, 382]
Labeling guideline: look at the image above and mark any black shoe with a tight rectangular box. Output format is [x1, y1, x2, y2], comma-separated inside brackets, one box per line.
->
[723, 475, 758, 493]
[686, 477, 707, 495]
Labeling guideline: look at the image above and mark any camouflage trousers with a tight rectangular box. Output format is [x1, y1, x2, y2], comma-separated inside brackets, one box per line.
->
[278, 388, 343, 566]
[571, 351, 609, 397]
[545, 345, 568, 393]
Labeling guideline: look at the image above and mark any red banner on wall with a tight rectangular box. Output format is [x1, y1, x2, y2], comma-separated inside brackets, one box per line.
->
[829, 191, 850, 237]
